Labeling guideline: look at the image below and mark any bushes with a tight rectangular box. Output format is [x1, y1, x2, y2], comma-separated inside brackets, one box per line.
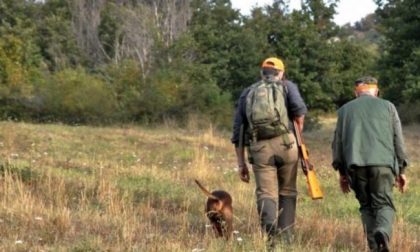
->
[0, 34, 42, 120]
[0, 60, 231, 126]
[142, 59, 233, 127]
[99, 60, 232, 126]
[397, 101, 420, 125]
[37, 68, 117, 123]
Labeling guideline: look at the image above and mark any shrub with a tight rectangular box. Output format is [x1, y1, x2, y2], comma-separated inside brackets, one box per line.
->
[397, 101, 420, 125]
[39, 67, 117, 123]
[99, 60, 144, 122]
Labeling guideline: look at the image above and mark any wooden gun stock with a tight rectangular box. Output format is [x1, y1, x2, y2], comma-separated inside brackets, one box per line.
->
[293, 121, 323, 200]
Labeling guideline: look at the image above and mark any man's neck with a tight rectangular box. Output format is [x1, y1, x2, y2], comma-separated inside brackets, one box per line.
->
[263, 76, 280, 83]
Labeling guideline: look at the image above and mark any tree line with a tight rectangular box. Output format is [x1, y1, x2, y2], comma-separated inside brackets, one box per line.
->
[0, 0, 419, 126]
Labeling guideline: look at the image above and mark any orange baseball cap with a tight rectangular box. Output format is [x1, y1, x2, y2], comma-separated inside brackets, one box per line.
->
[261, 57, 285, 72]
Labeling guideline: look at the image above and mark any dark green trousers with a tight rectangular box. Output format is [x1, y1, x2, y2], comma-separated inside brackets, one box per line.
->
[350, 166, 395, 250]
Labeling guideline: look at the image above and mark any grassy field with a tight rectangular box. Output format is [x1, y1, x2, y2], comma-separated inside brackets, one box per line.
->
[0, 118, 419, 251]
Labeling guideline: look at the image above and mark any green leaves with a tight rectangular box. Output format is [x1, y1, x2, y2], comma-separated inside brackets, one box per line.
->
[40, 67, 117, 124]
[376, 0, 420, 103]
[0, 0, 414, 124]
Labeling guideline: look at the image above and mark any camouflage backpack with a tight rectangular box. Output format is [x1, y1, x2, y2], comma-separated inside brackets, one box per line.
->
[245, 80, 290, 141]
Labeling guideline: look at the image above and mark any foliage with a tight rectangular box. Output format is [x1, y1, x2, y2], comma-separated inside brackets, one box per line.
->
[397, 101, 420, 125]
[145, 51, 232, 127]
[99, 60, 144, 122]
[38, 67, 117, 123]
[0, 3, 44, 119]
[188, 0, 262, 98]
[0, 0, 416, 124]
[375, 0, 420, 105]
[240, 1, 377, 110]
[36, 0, 84, 71]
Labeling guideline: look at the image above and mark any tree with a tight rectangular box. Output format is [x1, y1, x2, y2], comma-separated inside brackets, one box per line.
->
[69, 0, 107, 67]
[375, 0, 420, 103]
[187, 0, 260, 97]
[36, 0, 85, 71]
[0, 0, 45, 118]
[245, 0, 350, 110]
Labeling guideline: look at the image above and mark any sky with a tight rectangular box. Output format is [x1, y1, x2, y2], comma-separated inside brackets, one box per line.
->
[230, 0, 377, 26]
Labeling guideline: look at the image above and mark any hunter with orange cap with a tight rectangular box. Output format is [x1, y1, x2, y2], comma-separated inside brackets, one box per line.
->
[231, 57, 307, 248]
[332, 76, 409, 251]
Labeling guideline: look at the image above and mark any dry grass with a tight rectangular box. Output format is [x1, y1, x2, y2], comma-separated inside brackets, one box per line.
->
[0, 119, 419, 251]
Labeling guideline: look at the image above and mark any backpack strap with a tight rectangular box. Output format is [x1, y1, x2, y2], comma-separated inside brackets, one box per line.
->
[273, 81, 289, 129]
[276, 80, 292, 148]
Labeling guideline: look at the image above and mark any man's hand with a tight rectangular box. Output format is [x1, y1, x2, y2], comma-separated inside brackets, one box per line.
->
[238, 164, 250, 183]
[294, 116, 305, 133]
[395, 174, 407, 193]
[339, 175, 351, 194]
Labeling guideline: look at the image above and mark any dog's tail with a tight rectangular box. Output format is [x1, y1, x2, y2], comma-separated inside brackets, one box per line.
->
[194, 179, 219, 201]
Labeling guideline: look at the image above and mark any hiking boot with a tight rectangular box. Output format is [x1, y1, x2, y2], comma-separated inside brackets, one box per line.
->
[278, 195, 296, 245]
[374, 231, 389, 252]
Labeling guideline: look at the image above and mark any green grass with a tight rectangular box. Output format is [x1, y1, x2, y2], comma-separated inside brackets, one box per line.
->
[0, 119, 419, 251]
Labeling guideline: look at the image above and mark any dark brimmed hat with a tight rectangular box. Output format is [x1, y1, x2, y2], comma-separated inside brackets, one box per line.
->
[354, 76, 378, 86]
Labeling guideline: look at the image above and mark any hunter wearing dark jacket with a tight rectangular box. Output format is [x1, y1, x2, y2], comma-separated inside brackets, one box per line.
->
[232, 57, 307, 248]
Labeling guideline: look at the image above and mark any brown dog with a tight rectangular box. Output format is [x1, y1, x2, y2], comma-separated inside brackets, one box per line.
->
[194, 179, 233, 240]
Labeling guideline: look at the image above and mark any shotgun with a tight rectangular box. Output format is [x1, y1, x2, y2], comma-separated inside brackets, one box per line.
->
[293, 121, 324, 200]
